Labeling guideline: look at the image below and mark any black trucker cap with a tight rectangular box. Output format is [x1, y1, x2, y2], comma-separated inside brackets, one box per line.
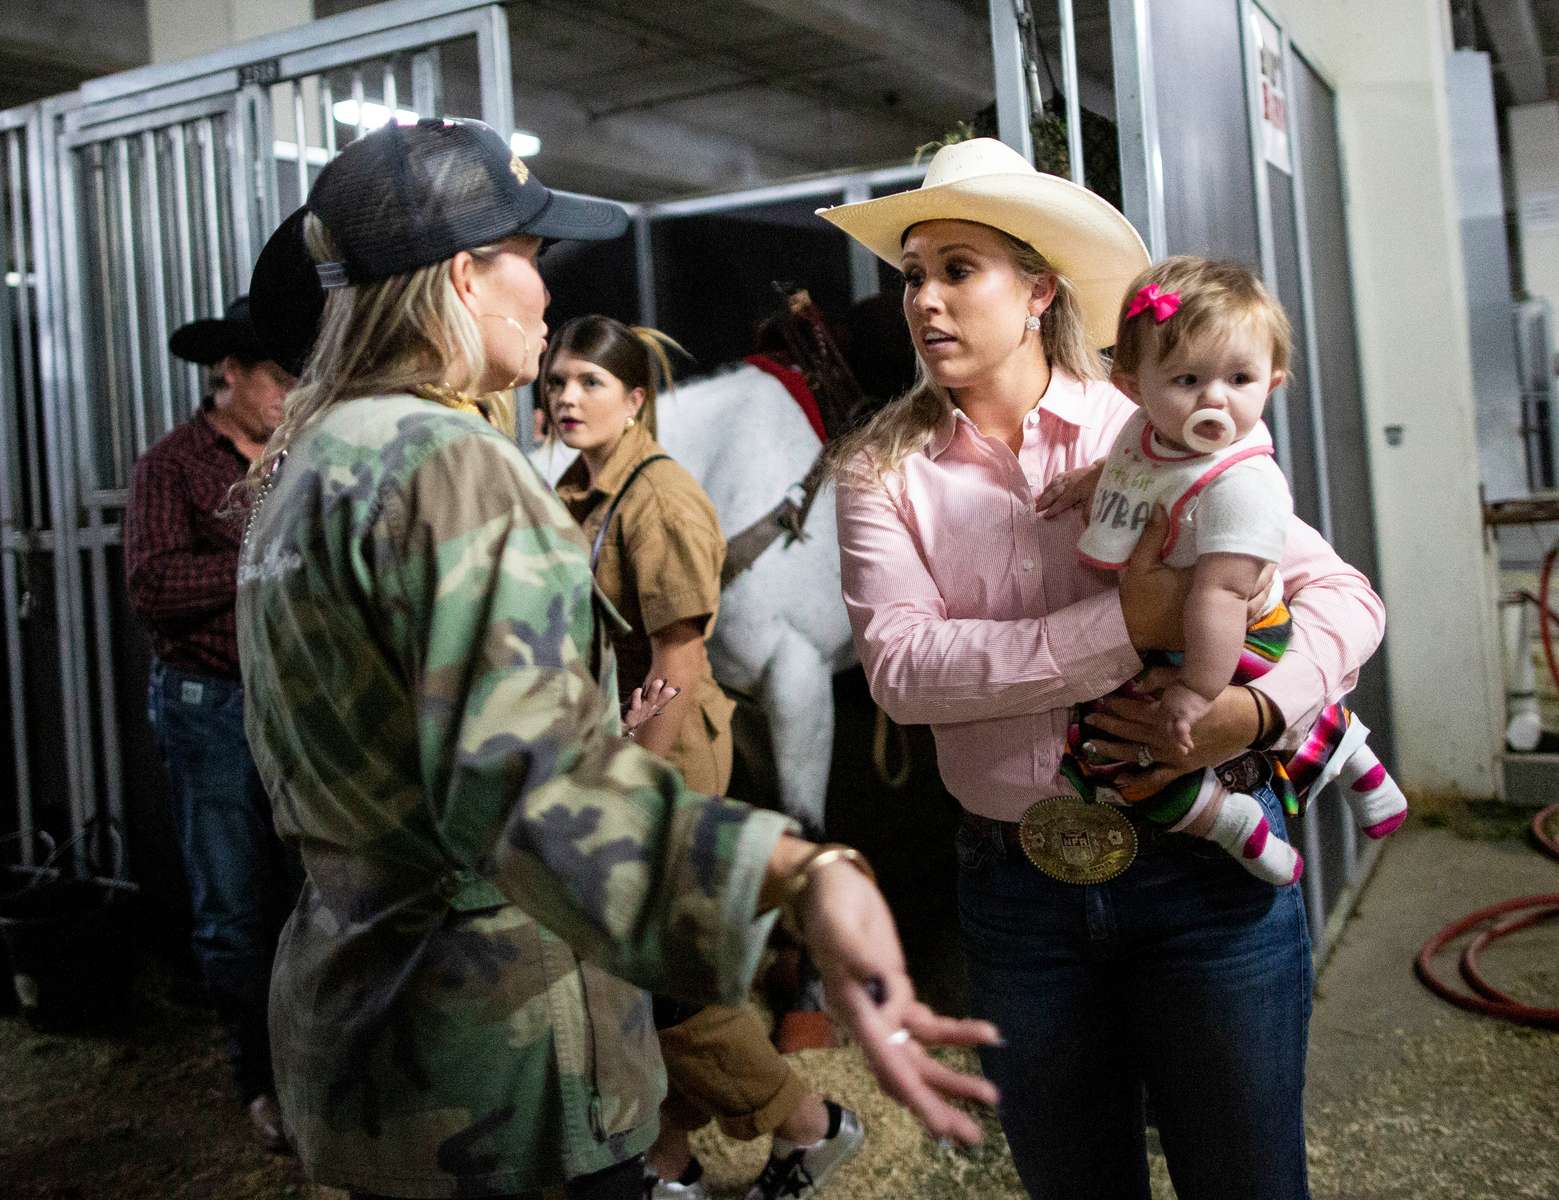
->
[168, 295, 269, 365]
[306, 116, 627, 286]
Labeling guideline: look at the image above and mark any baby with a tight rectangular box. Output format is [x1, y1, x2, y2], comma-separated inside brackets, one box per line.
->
[1066, 256, 1406, 885]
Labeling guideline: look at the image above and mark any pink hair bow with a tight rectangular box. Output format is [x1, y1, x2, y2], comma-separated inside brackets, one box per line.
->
[1126, 283, 1180, 323]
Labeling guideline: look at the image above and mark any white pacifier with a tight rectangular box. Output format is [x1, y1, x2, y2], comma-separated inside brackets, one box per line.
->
[1180, 408, 1236, 453]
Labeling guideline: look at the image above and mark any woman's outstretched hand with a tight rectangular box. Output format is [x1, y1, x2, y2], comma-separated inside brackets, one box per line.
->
[622, 678, 679, 739]
[797, 854, 1001, 1146]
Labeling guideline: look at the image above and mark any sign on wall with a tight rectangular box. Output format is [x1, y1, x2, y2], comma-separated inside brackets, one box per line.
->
[1253, 8, 1293, 174]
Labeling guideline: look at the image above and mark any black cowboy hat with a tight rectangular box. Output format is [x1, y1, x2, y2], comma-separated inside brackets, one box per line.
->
[168, 295, 269, 365]
[249, 207, 319, 380]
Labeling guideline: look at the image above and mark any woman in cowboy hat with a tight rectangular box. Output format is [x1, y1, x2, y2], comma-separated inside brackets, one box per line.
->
[237, 117, 997, 1200]
[818, 137, 1386, 1200]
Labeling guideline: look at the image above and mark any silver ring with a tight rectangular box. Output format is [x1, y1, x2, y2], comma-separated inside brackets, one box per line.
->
[1135, 744, 1155, 770]
[885, 1028, 912, 1046]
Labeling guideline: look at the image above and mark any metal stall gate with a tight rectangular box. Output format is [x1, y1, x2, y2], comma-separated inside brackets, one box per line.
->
[0, 0, 516, 885]
[1106, 0, 1393, 959]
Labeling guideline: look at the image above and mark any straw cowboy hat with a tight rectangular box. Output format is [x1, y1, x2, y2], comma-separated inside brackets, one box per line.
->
[816, 137, 1149, 349]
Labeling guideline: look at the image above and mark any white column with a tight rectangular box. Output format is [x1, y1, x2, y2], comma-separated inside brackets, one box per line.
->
[1237, 0, 1504, 800]
[148, 0, 311, 63]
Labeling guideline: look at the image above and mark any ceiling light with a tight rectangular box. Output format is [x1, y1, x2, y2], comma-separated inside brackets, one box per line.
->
[331, 99, 420, 130]
[509, 130, 542, 158]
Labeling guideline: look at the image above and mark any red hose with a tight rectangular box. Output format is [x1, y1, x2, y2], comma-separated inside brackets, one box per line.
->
[1535, 802, 1559, 861]
[1539, 546, 1559, 699]
[1415, 894, 1559, 1029]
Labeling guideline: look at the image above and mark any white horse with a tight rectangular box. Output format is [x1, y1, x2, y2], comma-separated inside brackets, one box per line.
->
[531, 362, 856, 833]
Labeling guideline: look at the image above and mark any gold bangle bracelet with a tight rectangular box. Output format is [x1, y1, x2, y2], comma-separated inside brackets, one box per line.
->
[773, 844, 875, 940]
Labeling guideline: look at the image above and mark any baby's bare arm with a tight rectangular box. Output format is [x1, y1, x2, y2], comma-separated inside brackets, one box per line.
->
[1180, 553, 1272, 702]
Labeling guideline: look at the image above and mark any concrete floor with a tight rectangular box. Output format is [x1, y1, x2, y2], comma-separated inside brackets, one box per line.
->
[689, 817, 1559, 1199]
[1299, 819, 1559, 1200]
[3, 817, 1554, 1199]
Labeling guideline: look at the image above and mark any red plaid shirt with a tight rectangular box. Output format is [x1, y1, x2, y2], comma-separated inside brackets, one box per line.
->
[123, 406, 252, 680]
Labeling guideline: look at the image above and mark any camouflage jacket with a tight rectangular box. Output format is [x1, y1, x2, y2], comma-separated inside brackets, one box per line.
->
[236, 395, 791, 1198]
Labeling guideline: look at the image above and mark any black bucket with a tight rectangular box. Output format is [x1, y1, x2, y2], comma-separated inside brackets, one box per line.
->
[0, 873, 138, 1030]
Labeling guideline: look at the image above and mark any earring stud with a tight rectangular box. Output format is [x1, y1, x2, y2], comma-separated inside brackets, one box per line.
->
[1025, 314, 1042, 332]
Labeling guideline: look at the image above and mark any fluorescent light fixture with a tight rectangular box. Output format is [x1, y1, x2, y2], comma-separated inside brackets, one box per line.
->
[331, 99, 419, 130]
[509, 130, 542, 158]
[272, 140, 330, 166]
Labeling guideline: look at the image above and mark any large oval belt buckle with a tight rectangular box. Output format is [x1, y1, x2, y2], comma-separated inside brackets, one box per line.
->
[1018, 792, 1138, 884]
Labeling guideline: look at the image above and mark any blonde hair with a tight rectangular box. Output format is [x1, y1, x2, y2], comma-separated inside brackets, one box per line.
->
[1111, 256, 1292, 379]
[826, 227, 1101, 485]
[247, 213, 505, 487]
[537, 315, 686, 441]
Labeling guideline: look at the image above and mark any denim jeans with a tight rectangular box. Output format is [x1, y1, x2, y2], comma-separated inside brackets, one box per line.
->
[957, 783, 1312, 1200]
[147, 660, 301, 1103]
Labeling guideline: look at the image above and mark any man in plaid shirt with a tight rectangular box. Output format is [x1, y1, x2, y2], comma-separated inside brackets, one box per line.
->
[123, 296, 299, 1154]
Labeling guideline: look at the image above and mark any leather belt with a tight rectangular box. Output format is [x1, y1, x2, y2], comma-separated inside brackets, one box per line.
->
[964, 751, 1272, 863]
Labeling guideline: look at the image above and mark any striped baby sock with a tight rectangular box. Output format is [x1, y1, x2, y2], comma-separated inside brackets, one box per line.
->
[1179, 779, 1303, 886]
[1337, 745, 1408, 838]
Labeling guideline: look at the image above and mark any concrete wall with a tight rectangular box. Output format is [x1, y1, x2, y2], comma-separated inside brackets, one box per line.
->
[1246, 0, 1502, 799]
[148, 0, 312, 63]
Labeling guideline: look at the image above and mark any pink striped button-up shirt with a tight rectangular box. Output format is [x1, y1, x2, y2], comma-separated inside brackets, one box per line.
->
[836, 368, 1386, 822]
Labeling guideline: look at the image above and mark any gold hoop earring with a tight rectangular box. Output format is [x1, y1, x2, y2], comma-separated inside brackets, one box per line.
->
[477, 313, 529, 391]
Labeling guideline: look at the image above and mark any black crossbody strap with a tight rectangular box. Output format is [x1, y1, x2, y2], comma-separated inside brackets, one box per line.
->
[590, 454, 671, 571]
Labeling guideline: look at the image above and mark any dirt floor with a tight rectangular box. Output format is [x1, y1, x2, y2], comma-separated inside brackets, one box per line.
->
[2, 806, 1555, 1200]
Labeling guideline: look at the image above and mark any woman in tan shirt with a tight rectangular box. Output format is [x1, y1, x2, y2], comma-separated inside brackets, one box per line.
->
[543, 316, 863, 1200]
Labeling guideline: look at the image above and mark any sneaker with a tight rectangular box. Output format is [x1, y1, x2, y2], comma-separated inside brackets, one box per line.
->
[645, 1155, 709, 1200]
[743, 1102, 864, 1200]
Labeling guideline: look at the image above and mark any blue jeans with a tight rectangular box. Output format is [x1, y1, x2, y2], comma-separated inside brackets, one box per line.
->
[957, 783, 1312, 1200]
[147, 660, 300, 1103]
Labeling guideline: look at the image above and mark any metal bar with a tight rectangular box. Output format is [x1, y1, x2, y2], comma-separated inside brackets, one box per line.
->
[170, 123, 201, 411]
[1057, 0, 1085, 186]
[90, 144, 126, 490]
[65, 95, 236, 150]
[477, 3, 515, 136]
[843, 182, 878, 303]
[411, 49, 442, 119]
[141, 131, 176, 440]
[1108, 0, 1165, 258]
[382, 60, 398, 121]
[351, 71, 367, 140]
[1299, 807, 1325, 941]
[991, 0, 1036, 161]
[45, 101, 96, 869]
[7, 131, 44, 529]
[114, 138, 149, 463]
[633, 214, 656, 329]
[230, 86, 264, 276]
[640, 164, 924, 220]
[80, 0, 504, 106]
[73, 75, 239, 139]
[0, 543, 32, 863]
[1240, 0, 1293, 480]
[292, 79, 309, 207]
[280, 13, 489, 91]
[1282, 31, 1335, 544]
[85, 520, 124, 873]
[321, 76, 338, 159]
[0, 124, 33, 865]
[199, 118, 224, 314]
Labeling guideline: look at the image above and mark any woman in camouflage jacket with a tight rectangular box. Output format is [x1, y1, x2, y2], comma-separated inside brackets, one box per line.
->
[237, 118, 998, 1200]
